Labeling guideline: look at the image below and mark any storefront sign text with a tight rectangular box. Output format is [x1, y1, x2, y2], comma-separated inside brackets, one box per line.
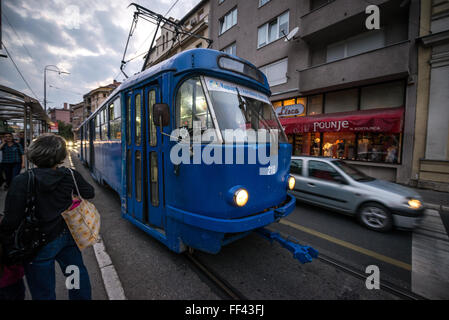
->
[313, 120, 349, 132]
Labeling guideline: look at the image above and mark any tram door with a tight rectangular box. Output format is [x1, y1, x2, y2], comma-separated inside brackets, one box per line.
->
[125, 86, 164, 229]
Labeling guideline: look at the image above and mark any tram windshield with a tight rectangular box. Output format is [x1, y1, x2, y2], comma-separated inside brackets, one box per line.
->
[176, 76, 287, 143]
[204, 77, 287, 143]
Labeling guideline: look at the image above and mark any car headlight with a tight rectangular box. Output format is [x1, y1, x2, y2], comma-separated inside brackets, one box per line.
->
[288, 176, 296, 190]
[234, 189, 249, 207]
[407, 199, 422, 209]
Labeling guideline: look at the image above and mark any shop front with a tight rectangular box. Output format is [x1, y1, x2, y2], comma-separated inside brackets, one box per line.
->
[280, 107, 404, 164]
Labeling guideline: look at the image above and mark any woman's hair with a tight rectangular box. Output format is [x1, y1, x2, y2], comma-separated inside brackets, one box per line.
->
[26, 133, 67, 168]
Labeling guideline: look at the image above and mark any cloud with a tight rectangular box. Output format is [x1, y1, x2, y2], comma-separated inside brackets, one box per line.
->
[0, 0, 201, 108]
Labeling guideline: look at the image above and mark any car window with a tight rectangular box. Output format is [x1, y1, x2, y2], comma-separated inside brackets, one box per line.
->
[291, 159, 303, 176]
[308, 160, 344, 183]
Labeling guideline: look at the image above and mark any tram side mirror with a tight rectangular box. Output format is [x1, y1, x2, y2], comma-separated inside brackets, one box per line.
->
[153, 103, 170, 127]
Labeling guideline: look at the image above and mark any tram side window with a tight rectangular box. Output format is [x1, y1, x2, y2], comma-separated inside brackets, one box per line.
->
[176, 77, 213, 131]
[109, 97, 121, 140]
[135, 94, 142, 146]
[101, 107, 108, 140]
[126, 96, 131, 145]
[95, 115, 100, 141]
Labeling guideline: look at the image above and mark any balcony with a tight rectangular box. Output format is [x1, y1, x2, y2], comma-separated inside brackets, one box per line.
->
[298, 41, 410, 94]
[299, 0, 389, 40]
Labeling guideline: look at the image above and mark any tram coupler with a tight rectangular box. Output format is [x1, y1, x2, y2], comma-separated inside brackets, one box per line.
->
[255, 228, 318, 264]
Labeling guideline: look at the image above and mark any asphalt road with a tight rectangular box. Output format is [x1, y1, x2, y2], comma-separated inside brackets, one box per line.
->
[70, 153, 398, 300]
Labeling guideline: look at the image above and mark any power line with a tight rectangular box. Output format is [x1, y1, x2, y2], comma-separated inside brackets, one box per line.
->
[1, 12, 37, 65]
[2, 41, 39, 100]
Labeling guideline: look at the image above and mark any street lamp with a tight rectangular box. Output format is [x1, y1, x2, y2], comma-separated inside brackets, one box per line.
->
[44, 65, 70, 112]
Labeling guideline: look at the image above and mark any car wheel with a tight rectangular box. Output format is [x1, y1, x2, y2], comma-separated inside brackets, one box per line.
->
[357, 202, 393, 232]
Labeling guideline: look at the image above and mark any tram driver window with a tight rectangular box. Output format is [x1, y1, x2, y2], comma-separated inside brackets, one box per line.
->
[176, 77, 213, 133]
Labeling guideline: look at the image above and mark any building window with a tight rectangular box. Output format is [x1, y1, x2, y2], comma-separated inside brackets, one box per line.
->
[259, 0, 270, 7]
[308, 94, 323, 115]
[219, 7, 237, 35]
[324, 88, 358, 113]
[257, 11, 289, 48]
[218, 0, 225, 4]
[360, 81, 405, 110]
[260, 58, 288, 87]
[221, 42, 236, 56]
[310, 0, 332, 11]
[326, 30, 385, 63]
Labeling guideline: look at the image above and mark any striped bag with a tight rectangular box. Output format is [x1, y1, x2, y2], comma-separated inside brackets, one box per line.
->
[61, 169, 100, 250]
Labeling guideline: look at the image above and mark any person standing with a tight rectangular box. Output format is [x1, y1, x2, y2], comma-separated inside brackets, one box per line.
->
[0, 133, 24, 189]
[0, 133, 95, 300]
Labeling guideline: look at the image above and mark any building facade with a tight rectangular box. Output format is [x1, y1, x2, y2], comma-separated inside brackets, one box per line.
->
[70, 101, 85, 129]
[209, 0, 420, 185]
[48, 103, 71, 124]
[83, 80, 120, 116]
[412, 0, 449, 192]
[142, 0, 210, 69]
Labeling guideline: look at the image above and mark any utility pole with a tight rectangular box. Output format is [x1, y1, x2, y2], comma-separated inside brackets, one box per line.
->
[44, 65, 70, 112]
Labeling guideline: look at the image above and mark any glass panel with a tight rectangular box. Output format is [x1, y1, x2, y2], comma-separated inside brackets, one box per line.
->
[308, 95, 323, 115]
[325, 89, 358, 113]
[357, 133, 400, 163]
[150, 152, 159, 207]
[127, 96, 131, 145]
[360, 81, 404, 110]
[308, 160, 342, 183]
[95, 115, 100, 140]
[290, 159, 303, 175]
[322, 132, 356, 160]
[127, 149, 132, 198]
[148, 90, 157, 147]
[258, 24, 267, 47]
[278, 11, 289, 38]
[135, 94, 141, 146]
[135, 151, 142, 202]
[176, 77, 213, 131]
[268, 20, 278, 43]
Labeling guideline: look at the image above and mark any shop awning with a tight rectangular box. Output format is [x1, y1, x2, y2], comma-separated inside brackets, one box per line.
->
[280, 107, 404, 134]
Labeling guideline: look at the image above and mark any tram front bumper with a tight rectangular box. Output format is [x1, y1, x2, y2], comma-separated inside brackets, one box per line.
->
[166, 194, 296, 234]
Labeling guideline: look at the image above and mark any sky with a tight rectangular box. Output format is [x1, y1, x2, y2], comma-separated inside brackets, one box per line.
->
[0, 0, 201, 109]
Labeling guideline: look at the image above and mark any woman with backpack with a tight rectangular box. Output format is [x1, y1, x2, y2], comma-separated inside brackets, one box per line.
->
[0, 133, 95, 300]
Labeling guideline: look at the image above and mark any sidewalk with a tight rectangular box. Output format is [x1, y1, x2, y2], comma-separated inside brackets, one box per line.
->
[0, 167, 108, 300]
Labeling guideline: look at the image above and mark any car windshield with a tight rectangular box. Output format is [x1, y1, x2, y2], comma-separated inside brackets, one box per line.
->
[332, 160, 375, 182]
[204, 77, 287, 143]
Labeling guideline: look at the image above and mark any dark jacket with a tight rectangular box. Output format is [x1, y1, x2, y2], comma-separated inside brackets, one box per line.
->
[0, 167, 95, 243]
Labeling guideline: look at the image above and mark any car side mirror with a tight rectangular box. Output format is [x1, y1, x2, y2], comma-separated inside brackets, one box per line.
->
[153, 103, 170, 128]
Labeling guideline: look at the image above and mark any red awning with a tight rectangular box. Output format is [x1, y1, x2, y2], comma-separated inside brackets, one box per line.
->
[280, 107, 404, 134]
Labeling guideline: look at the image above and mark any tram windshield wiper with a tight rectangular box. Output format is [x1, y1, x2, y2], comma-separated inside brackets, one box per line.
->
[235, 87, 271, 133]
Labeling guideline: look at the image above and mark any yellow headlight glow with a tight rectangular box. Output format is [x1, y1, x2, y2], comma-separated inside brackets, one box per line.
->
[288, 176, 296, 190]
[408, 199, 422, 209]
[234, 189, 249, 207]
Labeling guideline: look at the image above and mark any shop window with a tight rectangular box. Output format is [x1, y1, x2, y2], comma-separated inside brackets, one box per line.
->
[283, 98, 296, 106]
[308, 160, 343, 183]
[360, 81, 405, 110]
[308, 95, 323, 115]
[324, 89, 358, 114]
[357, 133, 400, 163]
[290, 159, 303, 175]
[322, 132, 356, 160]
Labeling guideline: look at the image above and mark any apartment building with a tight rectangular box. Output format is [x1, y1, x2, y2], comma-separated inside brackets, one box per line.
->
[83, 80, 121, 116]
[142, 0, 210, 70]
[209, 0, 420, 185]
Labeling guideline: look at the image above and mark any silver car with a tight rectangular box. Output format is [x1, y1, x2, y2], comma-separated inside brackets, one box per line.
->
[289, 156, 425, 232]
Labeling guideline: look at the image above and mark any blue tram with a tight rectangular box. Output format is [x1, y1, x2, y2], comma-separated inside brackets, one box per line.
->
[77, 49, 315, 260]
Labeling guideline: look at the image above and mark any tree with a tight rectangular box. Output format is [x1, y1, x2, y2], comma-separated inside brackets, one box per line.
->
[57, 120, 74, 141]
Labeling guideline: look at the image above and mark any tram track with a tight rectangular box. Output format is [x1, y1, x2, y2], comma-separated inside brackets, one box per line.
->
[185, 250, 248, 300]
[316, 253, 426, 300]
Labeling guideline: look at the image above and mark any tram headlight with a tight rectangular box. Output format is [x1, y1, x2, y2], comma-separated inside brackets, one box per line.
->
[234, 189, 249, 207]
[288, 176, 296, 190]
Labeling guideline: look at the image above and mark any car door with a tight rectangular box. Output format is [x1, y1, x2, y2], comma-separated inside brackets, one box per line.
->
[302, 159, 355, 212]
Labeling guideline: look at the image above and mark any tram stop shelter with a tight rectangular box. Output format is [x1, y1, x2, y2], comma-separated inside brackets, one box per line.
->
[0, 85, 51, 169]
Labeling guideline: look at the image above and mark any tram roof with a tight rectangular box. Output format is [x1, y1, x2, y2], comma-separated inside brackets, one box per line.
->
[0, 85, 51, 125]
[79, 49, 270, 129]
